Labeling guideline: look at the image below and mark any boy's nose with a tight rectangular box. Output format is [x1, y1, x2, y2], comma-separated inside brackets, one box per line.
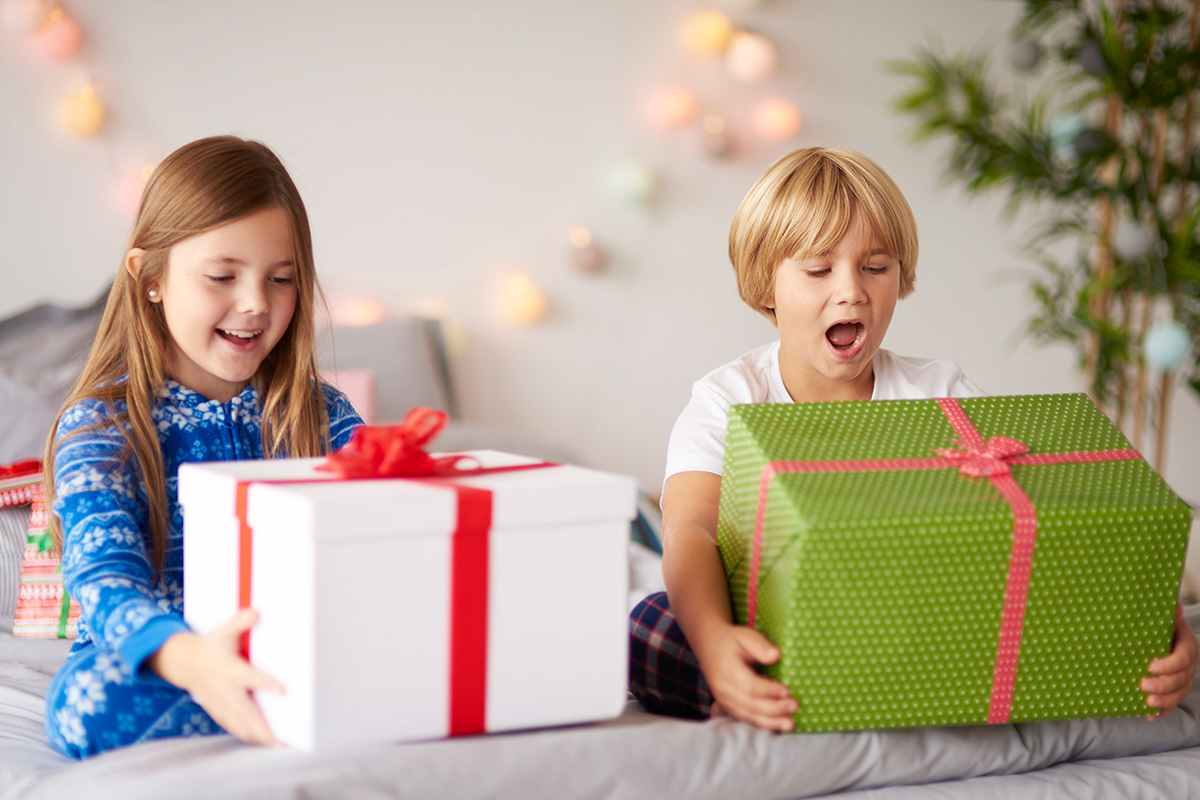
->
[833, 268, 868, 305]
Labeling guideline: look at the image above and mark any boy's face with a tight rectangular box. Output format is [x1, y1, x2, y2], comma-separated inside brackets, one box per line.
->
[767, 213, 900, 402]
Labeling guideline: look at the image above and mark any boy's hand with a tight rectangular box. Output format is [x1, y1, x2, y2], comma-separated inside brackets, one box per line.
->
[698, 622, 798, 731]
[1142, 604, 1198, 720]
[148, 608, 285, 746]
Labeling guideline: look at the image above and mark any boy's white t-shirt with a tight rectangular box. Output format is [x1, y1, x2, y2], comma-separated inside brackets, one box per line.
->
[664, 342, 987, 480]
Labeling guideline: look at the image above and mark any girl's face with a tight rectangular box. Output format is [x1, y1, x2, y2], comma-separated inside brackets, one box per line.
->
[148, 205, 298, 402]
[767, 213, 900, 403]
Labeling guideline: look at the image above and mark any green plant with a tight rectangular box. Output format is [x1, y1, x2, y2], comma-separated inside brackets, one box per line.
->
[888, 0, 1199, 470]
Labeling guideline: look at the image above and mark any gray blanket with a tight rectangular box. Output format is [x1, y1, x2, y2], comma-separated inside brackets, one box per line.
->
[4, 609, 1200, 799]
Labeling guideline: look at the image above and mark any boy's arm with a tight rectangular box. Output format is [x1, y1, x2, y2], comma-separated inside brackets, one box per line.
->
[661, 471, 798, 731]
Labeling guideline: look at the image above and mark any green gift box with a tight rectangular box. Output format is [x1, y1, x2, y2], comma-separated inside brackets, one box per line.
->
[717, 393, 1193, 732]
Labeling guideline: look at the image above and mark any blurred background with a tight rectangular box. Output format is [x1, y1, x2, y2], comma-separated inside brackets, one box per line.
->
[1, 0, 1196, 511]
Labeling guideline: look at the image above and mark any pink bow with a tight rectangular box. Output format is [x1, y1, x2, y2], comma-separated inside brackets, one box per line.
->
[319, 407, 474, 479]
[934, 436, 1029, 477]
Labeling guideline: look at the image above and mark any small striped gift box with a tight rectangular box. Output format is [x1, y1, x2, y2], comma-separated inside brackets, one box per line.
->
[0, 460, 43, 631]
[13, 483, 81, 639]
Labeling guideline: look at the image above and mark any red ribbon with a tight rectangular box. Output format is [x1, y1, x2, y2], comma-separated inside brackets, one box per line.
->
[318, 407, 475, 479]
[0, 459, 41, 478]
[233, 408, 554, 735]
[745, 397, 1142, 724]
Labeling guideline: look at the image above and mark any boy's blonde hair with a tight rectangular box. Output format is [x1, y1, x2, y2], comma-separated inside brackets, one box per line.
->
[45, 136, 331, 574]
[729, 147, 918, 323]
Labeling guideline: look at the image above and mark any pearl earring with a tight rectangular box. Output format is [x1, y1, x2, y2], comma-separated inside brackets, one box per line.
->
[147, 289, 159, 300]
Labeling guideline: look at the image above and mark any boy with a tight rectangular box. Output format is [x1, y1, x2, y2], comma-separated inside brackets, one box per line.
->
[628, 147, 1197, 732]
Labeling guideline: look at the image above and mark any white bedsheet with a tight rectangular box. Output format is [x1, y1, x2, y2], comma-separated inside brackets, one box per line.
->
[4, 608, 1200, 799]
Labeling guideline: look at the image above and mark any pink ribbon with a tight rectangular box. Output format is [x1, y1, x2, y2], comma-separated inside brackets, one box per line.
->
[745, 397, 1142, 724]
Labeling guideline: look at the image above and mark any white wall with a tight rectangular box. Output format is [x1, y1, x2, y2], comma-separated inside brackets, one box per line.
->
[1, 0, 1196, 504]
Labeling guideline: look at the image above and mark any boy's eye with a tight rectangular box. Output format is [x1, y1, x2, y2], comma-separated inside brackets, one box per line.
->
[865, 264, 890, 274]
[804, 268, 830, 278]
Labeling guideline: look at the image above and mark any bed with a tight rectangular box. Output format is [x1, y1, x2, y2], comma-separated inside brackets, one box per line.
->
[5, 609, 1200, 799]
[3, 300, 1200, 799]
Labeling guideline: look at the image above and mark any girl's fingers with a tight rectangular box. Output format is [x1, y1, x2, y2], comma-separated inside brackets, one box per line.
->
[219, 607, 261, 637]
[225, 696, 279, 746]
[241, 664, 285, 696]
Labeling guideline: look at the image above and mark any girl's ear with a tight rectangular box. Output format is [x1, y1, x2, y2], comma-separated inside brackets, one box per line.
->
[125, 248, 161, 302]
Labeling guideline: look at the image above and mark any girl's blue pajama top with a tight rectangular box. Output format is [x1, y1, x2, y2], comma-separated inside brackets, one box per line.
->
[44, 379, 362, 758]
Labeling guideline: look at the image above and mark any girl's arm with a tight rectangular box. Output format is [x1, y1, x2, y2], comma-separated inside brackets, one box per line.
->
[55, 402, 189, 671]
[147, 609, 283, 746]
[320, 380, 366, 449]
[661, 471, 798, 731]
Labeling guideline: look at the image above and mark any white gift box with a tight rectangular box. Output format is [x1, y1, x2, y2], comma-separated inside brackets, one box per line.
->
[179, 450, 636, 752]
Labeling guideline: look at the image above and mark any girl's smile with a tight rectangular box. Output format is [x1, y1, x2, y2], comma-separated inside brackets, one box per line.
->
[142, 205, 298, 402]
[766, 213, 900, 402]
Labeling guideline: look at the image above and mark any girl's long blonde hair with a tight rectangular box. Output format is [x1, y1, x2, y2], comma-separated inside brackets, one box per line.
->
[45, 135, 331, 576]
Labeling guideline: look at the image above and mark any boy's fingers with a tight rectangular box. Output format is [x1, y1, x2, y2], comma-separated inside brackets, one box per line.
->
[743, 675, 792, 701]
[718, 696, 796, 732]
[1142, 671, 1191, 697]
[1146, 691, 1186, 714]
[731, 628, 781, 666]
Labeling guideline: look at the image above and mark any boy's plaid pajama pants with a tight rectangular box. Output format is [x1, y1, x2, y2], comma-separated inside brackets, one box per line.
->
[627, 591, 714, 719]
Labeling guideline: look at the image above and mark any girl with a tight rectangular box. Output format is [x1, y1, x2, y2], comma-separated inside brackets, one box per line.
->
[628, 146, 1199, 731]
[43, 136, 364, 759]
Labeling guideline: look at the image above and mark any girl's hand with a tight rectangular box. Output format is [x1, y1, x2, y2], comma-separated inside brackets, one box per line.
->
[698, 622, 798, 732]
[147, 608, 285, 746]
[1142, 604, 1198, 720]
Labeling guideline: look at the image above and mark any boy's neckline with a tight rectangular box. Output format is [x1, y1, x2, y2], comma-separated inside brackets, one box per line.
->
[774, 345, 882, 404]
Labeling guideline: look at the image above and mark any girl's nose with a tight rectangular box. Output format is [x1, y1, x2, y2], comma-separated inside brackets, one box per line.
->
[237, 281, 269, 314]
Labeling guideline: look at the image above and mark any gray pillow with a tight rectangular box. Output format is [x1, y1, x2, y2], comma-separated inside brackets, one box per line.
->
[0, 295, 104, 464]
[316, 318, 455, 423]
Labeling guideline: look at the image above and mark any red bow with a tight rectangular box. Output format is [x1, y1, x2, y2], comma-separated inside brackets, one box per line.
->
[319, 407, 473, 479]
[0, 459, 41, 478]
[933, 436, 1029, 477]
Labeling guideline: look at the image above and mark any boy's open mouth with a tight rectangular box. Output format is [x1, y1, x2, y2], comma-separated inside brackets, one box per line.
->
[826, 322, 863, 351]
[217, 329, 262, 344]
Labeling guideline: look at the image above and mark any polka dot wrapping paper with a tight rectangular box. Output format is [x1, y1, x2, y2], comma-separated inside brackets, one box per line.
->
[717, 394, 1193, 732]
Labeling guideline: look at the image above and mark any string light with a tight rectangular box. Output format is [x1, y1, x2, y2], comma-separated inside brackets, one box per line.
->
[31, 6, 81, 60]
[499, 273, 548, 325]
[751, 96, 801, 142]
[682, 10, 733, 55]
[58, 83, 104, 137]
[645, 85, 699, 129]
[724, 31, 777, 84]
[569, 226, 607, 273]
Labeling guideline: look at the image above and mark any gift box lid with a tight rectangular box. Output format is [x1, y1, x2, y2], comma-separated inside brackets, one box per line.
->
[179, 450, 638, 541]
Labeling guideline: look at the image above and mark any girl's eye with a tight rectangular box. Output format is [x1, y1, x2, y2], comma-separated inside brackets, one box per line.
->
[804, 268, 830, 278]
[865, 264, 890, 274]
[269, 276, 294, 285]
[205, 275, 234, 283]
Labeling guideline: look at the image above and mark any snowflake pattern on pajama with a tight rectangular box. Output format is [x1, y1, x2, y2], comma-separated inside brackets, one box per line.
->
[44, 379, 362, 759]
